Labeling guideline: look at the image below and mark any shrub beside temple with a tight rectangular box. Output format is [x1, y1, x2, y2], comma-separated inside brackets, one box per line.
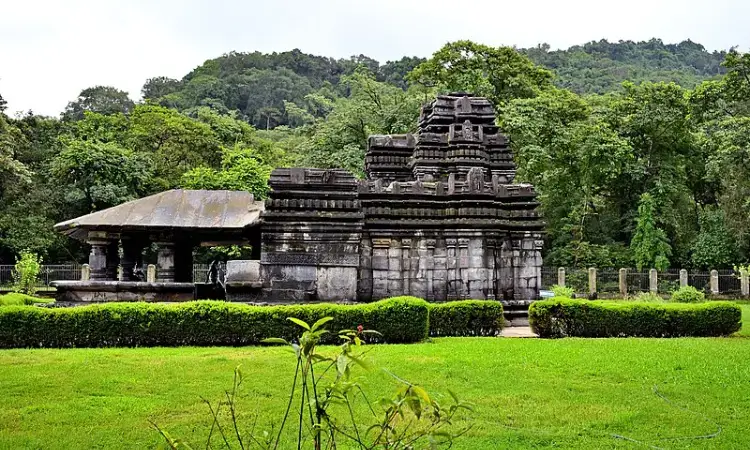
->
[529, 298, 742, 338]
[428, 300, 504, 337]
[0, 297, 506, 348]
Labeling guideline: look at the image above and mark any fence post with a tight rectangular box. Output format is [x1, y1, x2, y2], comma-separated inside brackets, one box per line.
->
[619, 268, 627, 297]
[649, 269, 658, 293]
[679, 269, 688, 288]
[147, 264, 156, 283]
[588, 267, 597, 297]
[557, 267, 566, 287]
[81, 264, 90, 282]
[741, 269, 749, 298]
[710, 270, 719, 295]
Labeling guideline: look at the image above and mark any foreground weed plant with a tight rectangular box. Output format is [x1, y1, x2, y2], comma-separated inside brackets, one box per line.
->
[155, 317, 473, 449]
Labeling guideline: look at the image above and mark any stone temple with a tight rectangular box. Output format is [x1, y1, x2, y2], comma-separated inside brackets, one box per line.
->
[53, 93, 544, 311]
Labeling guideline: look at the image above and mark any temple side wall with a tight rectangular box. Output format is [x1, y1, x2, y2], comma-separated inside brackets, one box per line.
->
[260, 232, 361, 302]
[512, 232, 543, 300]
[357, 233, 541, 301]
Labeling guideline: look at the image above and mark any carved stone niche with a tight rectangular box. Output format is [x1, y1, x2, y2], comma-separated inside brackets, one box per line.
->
[467, 167, 484, 193]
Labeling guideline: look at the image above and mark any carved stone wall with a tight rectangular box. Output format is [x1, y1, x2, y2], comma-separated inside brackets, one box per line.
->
[260, 168, 363, 302]
[259, 93, 544, 303]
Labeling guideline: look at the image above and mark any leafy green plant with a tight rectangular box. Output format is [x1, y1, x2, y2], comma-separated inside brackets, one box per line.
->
[0, 293, 50, 306]
[670, 286, 706, 303]
[550, 284, 575, 298]
[156, 317, 473, 449]
[529, 299, 741, 338]
[12, 251, 42, 296]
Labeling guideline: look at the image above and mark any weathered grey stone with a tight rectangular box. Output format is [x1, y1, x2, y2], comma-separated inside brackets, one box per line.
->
[146, 264, 156, 283]
[81, 264, 91, 282]
[679, 269, 688, 288]
[710, 270, 719, 295]
[226, 260, 261, 283]
[649, 269, 658, 293]
[588, 267, 597, 296]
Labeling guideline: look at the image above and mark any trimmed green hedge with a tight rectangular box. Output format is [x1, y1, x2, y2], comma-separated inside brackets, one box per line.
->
[428, 300, 504, 337]
[529, 298, 742, 338]
[0, 298, 430, 348]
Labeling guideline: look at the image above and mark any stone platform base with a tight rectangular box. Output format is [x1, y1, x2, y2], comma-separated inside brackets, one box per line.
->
[501, 326, 537, 338]
[501, 299, 535, 327]
[51, 281, 195, 303]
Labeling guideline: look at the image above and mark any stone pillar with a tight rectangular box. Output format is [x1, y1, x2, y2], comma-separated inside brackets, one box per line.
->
[679, 269, 688, 288]
[81, 264, 90, 281]
[741, 269, 749, 298]
[357, 234, 374, 302]
[388, 239, 403, 297]
[512, 232, 542, 300]
[446, 238, 458, 299]
[619, 268, 627, 297]
[497, 238, 515, 300]
[588, 267, 596, 296]
[146, 264, 156, 283]
[371, 238, 390, 300]
[710, 270, 719, 295]
[402, 238, 413, 297]
[649, 269, 658, 293]
[87, 241, 107, 280]
[87, 233, 119, 281]
[557, 267, 565, 287]
[155, 242, 176, 282]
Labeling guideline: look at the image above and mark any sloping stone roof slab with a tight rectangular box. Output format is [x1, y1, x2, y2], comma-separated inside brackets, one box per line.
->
[54, 189, 264, 240]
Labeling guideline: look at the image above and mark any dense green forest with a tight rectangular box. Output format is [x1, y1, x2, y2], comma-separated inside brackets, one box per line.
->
[0, 38, 748, 269]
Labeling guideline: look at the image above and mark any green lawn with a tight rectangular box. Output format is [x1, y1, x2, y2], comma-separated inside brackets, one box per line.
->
[0, 305, 748, 449]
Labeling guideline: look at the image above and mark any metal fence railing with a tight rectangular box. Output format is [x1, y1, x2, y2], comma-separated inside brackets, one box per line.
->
[0, 264, 82, 289]
[0, 263, 226, 289]
[544, 267, 747, 297]
[5, 263, 749, 297]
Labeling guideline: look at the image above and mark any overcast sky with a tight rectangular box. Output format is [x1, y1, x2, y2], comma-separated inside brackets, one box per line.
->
[1, 0, 748, 116]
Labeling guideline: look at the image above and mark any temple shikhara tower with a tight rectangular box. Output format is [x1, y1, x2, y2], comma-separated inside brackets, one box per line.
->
[261, 93, 544, 302]
[53, 93, 543, 310]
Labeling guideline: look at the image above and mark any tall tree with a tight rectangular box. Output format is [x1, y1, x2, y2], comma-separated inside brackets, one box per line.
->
[630, 193, 672, 271]
[50, 140, 153, 214]
[408, 40, 553, 116]
[141, 77, 183, 100]
[300, 69, 428, 176]
[63, 86, 135, 121]
[180, 144, 272, 199]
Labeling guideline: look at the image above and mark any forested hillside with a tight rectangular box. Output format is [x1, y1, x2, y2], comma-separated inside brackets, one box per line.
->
[139, 39, 728, 129]
[0, 38, 748, 270]
[523, 38, 728, 94]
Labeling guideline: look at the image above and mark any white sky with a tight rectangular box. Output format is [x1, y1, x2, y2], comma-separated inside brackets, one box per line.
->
[1, 0, 748, 116]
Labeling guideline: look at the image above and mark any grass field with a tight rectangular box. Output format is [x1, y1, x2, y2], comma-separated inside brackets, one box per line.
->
[0, 305, 748, 449]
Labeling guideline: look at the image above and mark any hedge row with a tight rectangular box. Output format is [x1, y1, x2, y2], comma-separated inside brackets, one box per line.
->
[529, 298, 742, 338]
[0, 298, 430, 348]
[428, 300, 504, 337]
[0, 297, 506, 348]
